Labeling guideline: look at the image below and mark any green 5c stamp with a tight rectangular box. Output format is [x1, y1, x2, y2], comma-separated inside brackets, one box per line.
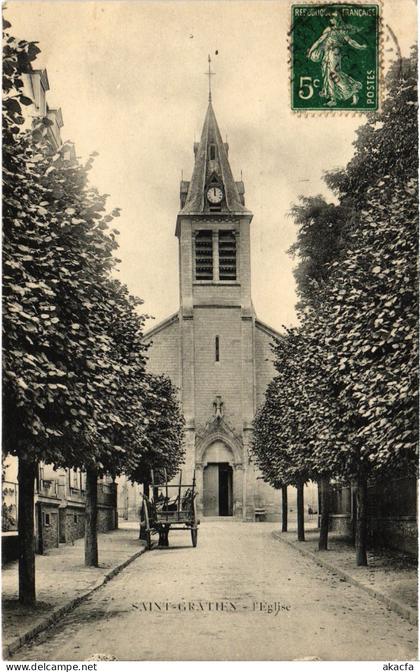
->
[291, 4, 380, 110]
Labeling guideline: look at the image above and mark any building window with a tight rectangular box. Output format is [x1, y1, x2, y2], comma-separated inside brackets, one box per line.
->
[209, 144, 216, 160]
[215, 336, 220, 362]
[218, 231, 237, 280]
[195, 230, 213, 280]
[74, 514, 78, 524]
[44, 512, 51, 526]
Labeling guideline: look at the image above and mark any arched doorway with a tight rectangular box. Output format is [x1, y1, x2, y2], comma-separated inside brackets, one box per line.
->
[202, 441, 234, 517]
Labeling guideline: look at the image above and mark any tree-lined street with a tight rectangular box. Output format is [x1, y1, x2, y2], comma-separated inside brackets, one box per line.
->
[11, 522, 417, 661]
[3, 5, 418, 664]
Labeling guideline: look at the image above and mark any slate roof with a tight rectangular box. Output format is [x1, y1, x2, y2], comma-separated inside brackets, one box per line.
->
[179, 102, 251, 216]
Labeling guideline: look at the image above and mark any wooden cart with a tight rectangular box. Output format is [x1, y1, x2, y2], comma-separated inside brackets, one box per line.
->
[139, 468, 199, 549]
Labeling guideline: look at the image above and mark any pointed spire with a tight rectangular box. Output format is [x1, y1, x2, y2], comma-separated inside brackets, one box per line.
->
[180, 101, 249, 215]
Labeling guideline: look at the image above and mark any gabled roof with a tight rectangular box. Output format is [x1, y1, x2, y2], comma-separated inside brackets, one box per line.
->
[179, 102, 250, 216]
[255, 318, 282, 340]
[142, 312, 179, 341]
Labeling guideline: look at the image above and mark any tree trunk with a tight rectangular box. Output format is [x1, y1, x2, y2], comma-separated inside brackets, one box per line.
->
[85, 466, 98, 567]
[355, 474, 368, 566]
[18, 459, 37, 605]
[351, 485, 357, 546]
[112, 477, 118, 530]
[296, 480, 305, 541]
[139, 481, 150, 540]
[281, 485, 288, 532]
[318, 477, 330, 551]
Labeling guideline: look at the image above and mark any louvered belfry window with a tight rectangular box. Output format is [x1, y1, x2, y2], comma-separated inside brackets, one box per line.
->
[218, 231, 237, 280]
[195, 230, 213, 280]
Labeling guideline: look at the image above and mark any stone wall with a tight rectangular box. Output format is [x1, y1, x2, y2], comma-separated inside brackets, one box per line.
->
[59, 504, 116, 543]
[143, 316, 180, 386]
[329, 514, 353, 537]
[59, 506, 85, 544]
[98, 506, 116, 532]
[2, 533, 19, 565]
[254, 322, 277, 411]
[328, 477, 418, 556]
[369, 516, 417, 556]
[329, 514, 417, 556]
[117, 479, 141, 521]
[193, 306, 243, 431]
[38, 503, 60, 552]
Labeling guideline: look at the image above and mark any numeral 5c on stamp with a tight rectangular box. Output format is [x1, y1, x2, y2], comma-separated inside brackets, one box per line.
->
[291, 3, 380, 111]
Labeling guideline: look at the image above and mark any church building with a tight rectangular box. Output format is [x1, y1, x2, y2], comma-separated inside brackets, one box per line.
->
[143, 91, 281, 521]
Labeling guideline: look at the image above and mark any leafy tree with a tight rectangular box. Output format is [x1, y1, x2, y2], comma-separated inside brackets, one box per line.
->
[252, 330, 313, 542]
[70, 278, 150, 566]
[127, 373, 185, 500]
[285, 51, 418, 564]
[2, 17, 152, 595]
[288, 197, 350, 306]
[324, 53, 416, 564]
[2, 18, 77, 604]
[253, 320, 347, 546]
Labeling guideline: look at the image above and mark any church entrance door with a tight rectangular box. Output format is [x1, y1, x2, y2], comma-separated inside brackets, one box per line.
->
[218, 463, 233, 516]
[203, 462, 233, 516]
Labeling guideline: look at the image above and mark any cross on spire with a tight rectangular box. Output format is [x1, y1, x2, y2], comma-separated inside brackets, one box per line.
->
[205, 54, 215, 102]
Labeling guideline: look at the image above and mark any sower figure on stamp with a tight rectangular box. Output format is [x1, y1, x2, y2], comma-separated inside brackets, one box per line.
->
[307, 13, 367, 106]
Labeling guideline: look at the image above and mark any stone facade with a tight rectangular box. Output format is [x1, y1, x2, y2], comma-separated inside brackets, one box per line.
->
[328, 478, 418, 556]
[368, 516, 417, 556]
[36, 501, 60, 552]
[59, 505, 86, 544]
[2, 457, 118, 559]
[98, 507, 117, 533]
[142, 100, 281, 521]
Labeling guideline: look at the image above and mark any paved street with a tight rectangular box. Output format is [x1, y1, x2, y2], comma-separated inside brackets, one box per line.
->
[12, 522, 417, 661]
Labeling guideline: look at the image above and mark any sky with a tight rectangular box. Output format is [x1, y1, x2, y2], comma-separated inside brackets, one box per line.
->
[6, 0, 417, 333]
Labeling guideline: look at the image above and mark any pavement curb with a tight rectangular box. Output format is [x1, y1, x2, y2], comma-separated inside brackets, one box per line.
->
[3, 543, 147, 659]
[272, 531, 417, 627]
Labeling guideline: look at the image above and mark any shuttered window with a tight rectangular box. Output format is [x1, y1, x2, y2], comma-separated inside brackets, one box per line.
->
[218, 231, 237, 280]
[195, 230, 213, 280]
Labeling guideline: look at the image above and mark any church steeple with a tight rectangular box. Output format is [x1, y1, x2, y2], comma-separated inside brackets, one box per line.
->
[179, 101, 249, 217]
[176, 74, 253, 317]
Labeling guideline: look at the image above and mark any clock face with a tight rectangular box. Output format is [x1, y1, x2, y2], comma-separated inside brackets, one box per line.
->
[207, 186, 224, 204]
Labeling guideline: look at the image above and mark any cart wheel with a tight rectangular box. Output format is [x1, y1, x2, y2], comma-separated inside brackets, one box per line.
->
[191, 528, 198, 547]
[146, 529, 152, 550]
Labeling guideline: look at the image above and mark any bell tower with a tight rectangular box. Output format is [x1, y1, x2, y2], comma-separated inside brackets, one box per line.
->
[175, 100, 253, 318]
[174, 74, 257, 519]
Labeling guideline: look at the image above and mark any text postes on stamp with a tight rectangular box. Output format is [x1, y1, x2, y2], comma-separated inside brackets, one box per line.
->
[291, 3, 380, 111]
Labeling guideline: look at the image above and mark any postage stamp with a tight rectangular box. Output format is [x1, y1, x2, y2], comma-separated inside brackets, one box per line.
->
[291, 3, 380, 111]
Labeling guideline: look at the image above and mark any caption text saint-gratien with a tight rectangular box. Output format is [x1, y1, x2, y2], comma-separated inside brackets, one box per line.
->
[133, 601, 291, 616]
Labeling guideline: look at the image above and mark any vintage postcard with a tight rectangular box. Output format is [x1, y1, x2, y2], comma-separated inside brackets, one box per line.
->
[2, 0, 418, 666]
